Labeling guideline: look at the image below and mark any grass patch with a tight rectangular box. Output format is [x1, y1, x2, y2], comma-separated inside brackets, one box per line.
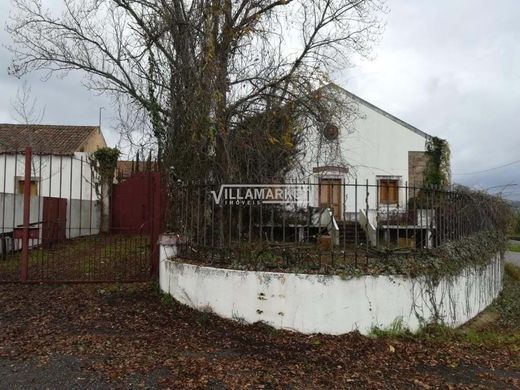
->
[462, 328, 520, 346]
[492, 263, 520, 329]
[0, 234, 150, 281]
[507, 242, 520, 253]
[505, 262, 520, 281]
[371, 264, 520, 347]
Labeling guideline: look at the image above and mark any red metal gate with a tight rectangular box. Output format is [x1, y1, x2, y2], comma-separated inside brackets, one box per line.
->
[112, 173, 155, 234]
[111, 172, 163, 275]
[0, 147, 163, 283]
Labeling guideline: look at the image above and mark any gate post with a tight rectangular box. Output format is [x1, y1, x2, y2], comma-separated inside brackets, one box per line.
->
[150, 172, 161, 277]
[20, 146, 32, 283]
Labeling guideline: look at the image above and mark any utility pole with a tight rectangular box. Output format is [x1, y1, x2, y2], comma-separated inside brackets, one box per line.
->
[98, 107, 105, 127]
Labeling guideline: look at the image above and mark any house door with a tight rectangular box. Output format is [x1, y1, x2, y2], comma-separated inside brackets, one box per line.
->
[319, 179, 342, 220]
[42, 197, 67, 244]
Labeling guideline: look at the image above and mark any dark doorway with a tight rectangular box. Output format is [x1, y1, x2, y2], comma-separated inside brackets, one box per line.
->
[42, 197, 67, 244]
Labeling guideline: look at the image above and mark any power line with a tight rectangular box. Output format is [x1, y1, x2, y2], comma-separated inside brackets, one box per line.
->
[486, 183, 517, 191]
[453, 159, 520, 176]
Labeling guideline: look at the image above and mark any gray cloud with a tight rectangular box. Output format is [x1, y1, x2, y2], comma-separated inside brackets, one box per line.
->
[0, 1, 119, 146]
[336, 0, 520, 199]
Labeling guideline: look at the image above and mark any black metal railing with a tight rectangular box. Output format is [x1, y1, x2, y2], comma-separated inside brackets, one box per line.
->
[167, 181, 509, 270]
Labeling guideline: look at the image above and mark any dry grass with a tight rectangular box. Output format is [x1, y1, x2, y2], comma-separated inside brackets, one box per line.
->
[0, 234, 150, 282]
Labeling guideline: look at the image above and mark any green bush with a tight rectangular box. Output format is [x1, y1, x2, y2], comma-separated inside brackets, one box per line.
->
[512, 211, 520, 235]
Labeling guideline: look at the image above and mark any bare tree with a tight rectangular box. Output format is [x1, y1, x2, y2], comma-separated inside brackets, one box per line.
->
[8, 80, 48, 183]
[10, 80, 45, 125]
[8, 0, 386, 184]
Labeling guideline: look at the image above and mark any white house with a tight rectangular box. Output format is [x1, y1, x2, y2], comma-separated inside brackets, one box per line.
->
[288, 84, 440, 246]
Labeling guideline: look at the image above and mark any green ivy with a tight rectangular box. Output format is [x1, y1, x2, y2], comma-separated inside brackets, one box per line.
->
[424, 136, 450, 188]
[90, 147, 121, 190]
[386, 230, 507, 279]
[174, 231, 507, 279]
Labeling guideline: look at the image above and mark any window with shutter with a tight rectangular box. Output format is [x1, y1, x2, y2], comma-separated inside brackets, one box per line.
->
[379, 179, 399, 205]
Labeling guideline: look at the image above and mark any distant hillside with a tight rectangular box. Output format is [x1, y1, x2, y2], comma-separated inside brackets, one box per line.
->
[511, 200, 520, 210]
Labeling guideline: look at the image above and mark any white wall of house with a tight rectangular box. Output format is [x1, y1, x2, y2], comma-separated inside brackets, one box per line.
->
[0, 193, 100, 254]
[291, 87, 429, 216]
[0, 152, 99, 201]
[0, 152, 101, 245]
[342, 98, 427, 213]
[342, 100, 427, 184]
[0, 193, 100, 234]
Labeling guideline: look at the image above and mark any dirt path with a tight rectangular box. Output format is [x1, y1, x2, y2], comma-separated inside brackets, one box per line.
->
[0, 283, 519, 389]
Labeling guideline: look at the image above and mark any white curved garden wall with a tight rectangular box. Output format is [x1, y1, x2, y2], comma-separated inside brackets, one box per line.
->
[159, 239, 503, 335]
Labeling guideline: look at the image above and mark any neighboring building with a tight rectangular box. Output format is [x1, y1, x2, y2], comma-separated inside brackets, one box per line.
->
[0, 124, 107, 243]
[0, 124, 106, 199]
[116, 160, 158, 183]
[116, 160, 135, 183]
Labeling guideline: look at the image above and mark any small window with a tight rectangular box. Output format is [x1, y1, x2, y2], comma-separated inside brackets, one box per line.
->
[379, 179, 398, 204]
[18, 180, 39, 196]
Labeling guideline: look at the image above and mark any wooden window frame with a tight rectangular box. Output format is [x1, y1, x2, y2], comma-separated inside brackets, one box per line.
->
[378, 178, 399, 205]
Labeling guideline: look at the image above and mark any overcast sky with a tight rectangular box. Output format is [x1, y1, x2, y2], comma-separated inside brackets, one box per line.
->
[337, 1, 520, 200]
[1, 1, 519, 199]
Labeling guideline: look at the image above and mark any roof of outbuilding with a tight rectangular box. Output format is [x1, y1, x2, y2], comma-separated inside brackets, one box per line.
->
[116, 160, 159, 182]
[0, 124, 100, 154]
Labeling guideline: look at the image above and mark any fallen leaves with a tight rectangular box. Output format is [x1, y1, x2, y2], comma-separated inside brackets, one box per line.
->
[0, 282, 518, 389]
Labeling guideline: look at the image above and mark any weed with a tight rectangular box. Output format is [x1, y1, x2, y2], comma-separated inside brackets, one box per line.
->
[196, 309, 212, 329]
[415, 323, 455, 342]
[160, 292, 175, 306]
[370, 317, 409, 337]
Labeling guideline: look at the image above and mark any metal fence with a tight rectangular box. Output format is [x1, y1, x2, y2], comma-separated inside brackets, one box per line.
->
[0, 147, 158, 283]
[169, 181, 506, 270]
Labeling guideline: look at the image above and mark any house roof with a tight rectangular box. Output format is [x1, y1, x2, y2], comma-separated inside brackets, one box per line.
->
[0, 124, 100, 154]
[116, 160, 158, 181]
[116, 160, 134, 180]
[325, 84, 432, 140]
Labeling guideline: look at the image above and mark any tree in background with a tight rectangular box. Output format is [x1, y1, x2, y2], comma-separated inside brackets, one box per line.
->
[8, 0, 386, 185]
[10, 80, 46, 125]
[8, 80, 47, 174]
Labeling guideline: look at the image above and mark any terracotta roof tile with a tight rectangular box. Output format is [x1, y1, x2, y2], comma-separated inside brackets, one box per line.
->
[116, 161, 135, 180]
[116, 160, 158, 181]
[0, 124, 99, 154]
